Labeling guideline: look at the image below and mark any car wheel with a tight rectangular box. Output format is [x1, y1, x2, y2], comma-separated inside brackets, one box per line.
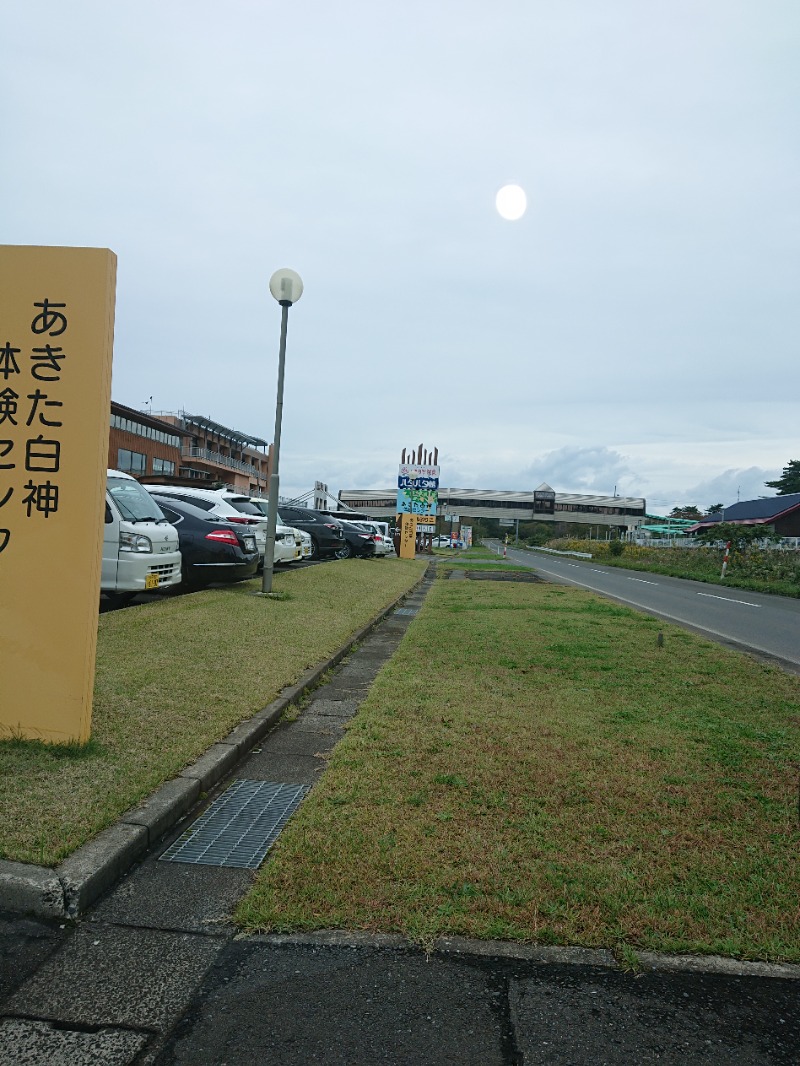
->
[334, 543, 352, 560]
[308, 536, 320, 560]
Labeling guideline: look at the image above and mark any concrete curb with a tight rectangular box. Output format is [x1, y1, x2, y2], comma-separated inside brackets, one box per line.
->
[250, 931, 800, 981]
[0, 570, 430, 920]
[0, 862, 65, 920]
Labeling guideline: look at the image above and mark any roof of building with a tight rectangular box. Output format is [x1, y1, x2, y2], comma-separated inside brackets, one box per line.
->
[153, 411, 269, 448]
[723, 493, 800, 521]
[689, 492, 800, 530]
[111, 400, 192, 436]
[181, 413, 269, 448]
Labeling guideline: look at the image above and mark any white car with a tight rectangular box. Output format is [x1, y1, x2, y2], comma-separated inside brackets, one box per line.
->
[352, 520, 395, 556]
[142, 486, 299, 565]
[433, 535, 463, 549]
[249, 497, 310, 562]
[293, 527, 313, 560]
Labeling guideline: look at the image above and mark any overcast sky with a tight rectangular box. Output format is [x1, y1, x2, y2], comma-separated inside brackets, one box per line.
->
[4, 1, 798, 514]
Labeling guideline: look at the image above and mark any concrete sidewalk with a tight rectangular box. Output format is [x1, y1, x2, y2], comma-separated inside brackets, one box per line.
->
[1, 567, 798, 1064]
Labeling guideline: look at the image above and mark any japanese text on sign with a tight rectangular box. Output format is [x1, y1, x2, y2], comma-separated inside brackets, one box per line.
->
[0, 300, 69, 556]
[396, 462, 439, 517]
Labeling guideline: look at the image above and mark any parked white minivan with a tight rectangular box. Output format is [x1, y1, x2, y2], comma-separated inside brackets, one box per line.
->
[103, 470, 182, 602]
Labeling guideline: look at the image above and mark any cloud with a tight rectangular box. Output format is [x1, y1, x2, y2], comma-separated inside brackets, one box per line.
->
[678, 467, 779, 510]
[520, 446, 641, 496]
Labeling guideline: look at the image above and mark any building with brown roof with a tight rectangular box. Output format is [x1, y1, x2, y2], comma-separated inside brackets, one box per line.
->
[108, 403, 272, 494]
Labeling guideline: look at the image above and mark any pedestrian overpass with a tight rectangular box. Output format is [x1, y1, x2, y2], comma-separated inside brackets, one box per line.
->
[337, 483, 647, 533]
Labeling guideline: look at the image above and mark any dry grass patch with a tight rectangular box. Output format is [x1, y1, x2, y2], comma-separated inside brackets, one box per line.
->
[237, 580, 800, 961]
[0, 559, 425, 865]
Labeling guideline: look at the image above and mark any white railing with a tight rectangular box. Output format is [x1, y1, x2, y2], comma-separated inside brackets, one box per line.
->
[525, 545, 593, 559]
[181, 446, 265, 478]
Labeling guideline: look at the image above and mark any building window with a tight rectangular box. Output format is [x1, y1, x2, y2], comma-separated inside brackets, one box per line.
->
[152, 458, 175, 476]
[110, 412, 181, 449]
[117, 448, 146, 475]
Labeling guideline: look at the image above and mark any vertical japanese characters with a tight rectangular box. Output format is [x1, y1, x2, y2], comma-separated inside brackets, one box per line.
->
[0, 299, 67, 556]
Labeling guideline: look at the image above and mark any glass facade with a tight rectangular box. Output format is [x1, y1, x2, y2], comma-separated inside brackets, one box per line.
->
[111, 412, 181, 449]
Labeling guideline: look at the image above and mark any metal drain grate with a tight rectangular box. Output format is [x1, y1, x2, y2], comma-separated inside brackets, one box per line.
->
[394, 607, 417, 616]
[159, 780, 308, 869]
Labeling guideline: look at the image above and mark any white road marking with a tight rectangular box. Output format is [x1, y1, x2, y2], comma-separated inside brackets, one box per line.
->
[696, 593, 761, 608]
[627, 577, 658, 585]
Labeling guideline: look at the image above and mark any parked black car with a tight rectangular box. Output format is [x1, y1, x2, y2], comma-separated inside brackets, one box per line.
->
[150, 495, 260, 589]
[335, 520, 379, 559]
[276, 506, 346, 559]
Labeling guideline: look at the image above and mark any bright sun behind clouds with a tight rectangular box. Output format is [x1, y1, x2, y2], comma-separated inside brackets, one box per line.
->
[495, 183, 527, 220]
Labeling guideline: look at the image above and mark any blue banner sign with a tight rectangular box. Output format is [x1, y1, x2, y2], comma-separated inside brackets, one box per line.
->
[396, 463, 440, 516]
[398, 476, 438, 490]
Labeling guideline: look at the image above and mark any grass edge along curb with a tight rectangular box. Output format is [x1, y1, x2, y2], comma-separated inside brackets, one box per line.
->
[249, 930, 800, 981]
[0, 561, 429, 919]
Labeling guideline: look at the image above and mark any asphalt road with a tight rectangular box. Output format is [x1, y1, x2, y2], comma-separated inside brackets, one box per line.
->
[486, 542, 800, 672]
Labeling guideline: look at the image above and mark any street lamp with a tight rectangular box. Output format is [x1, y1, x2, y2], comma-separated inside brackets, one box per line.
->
[261, 268, 303, 594]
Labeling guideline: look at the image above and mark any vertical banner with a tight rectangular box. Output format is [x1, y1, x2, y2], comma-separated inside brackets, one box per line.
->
[396, 462, 439, 517]
[0, 246, 117, 742]
[398, 513, 417, 559]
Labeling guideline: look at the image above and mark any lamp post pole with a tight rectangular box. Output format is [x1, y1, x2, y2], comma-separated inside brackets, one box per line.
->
[262, 268, 303, 595]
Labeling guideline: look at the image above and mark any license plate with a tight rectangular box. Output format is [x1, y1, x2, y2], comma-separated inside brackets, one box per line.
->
[244, 536, 256, 551]
[145, 573, 160, 590]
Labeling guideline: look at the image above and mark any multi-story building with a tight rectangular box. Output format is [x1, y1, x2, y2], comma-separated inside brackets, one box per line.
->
[155, 411, 271, 495]
[338, 483, 647, 535]
[109, 401, 189, 480]
[108, 403, 272, 495]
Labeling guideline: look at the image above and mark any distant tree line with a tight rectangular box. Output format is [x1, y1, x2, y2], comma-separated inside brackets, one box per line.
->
[766, 459, 800, 496]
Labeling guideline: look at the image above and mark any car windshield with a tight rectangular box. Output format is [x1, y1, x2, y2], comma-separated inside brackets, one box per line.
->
[108, 477, 166, 523]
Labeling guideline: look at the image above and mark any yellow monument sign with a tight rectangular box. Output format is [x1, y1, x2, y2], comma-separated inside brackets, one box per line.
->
[398, 513, 417, 559]
[0, 245, 116, 743]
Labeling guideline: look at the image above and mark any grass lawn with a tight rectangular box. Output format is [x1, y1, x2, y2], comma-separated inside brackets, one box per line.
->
[433, 546, 531, 573]
[237, 576, 800, 962]
[0, 559, 426, 866]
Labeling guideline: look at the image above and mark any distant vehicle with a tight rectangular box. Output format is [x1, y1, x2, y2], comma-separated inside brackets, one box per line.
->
[432, 535, 464, 549]
[248, 498, 309, 562]
[336, 520, 379, 559]
[148, 494, 260, 589]
[318, 511, 396, 555]
[350, 521, 395, 556]
[274, 505, 347, 559]
[103, 470, 182, 603]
